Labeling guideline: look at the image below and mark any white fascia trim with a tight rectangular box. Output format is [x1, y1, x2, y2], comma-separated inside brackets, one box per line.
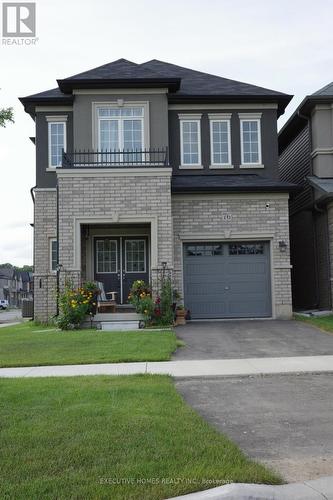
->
[208, 113, 232, 120]
[170, 104, 278, 110]
[74, 88, 168, 95]
[34, 188, 57, 192]
[178, 113, 202, 120]
[56, 168, 172, 177]
[37, 107, 72, 112]
[46, 115, 68, 122]
[209, 164, 234, 169]
[238, 112, 262, 119]
[240, 164, 265, 169]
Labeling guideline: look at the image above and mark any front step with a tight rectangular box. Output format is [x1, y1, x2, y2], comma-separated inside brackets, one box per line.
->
[94, 312, 142, 322]
[101, 321, 140, 331]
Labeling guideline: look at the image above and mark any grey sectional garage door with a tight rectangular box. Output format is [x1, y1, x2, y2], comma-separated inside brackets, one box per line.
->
[183, 242, 271, 319]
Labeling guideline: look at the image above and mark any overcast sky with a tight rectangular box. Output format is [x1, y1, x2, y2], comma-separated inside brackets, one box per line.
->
[1, 0, 332, 266]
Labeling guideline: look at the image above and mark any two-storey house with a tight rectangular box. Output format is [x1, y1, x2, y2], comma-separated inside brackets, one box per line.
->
[20, 59, 296, 322]
[279, 83, 333, 311]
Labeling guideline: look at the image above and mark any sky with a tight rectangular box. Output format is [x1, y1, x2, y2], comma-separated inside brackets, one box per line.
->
[0, 0, 333, 266]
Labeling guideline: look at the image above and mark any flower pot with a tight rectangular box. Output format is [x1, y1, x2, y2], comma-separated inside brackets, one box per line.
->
[175, 308, 186, 326]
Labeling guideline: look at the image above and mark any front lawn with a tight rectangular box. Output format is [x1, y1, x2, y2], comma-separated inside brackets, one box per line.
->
[0, 375, 281, 499]
[0, 322, 178, 367]
[295, 314, 333, 335]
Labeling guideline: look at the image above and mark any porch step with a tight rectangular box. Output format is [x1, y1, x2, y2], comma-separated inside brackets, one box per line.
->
[94, 313, 142, 321]
[101, 321, 140, 331]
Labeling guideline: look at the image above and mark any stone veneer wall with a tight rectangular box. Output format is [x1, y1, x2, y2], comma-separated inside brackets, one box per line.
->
[172, 194, 292, 319]
[33, 189, 57, 322]
[57, 171, 173, 295]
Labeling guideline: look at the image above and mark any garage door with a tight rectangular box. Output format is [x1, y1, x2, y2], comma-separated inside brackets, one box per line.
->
[183, 241, 272, 319]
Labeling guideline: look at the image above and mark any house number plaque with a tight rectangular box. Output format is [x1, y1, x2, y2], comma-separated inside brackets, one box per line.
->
[222, 213, 232, 221]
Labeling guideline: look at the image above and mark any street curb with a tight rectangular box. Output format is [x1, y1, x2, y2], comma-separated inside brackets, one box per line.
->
[166, 476, 333, 499]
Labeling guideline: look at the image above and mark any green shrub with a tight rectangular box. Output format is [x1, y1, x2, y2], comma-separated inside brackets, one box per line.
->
[129, 279, 174, 327]
[57, 282, 98, 330]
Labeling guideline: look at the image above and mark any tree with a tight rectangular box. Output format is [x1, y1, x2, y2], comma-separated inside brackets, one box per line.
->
[0, 107, 14, 127]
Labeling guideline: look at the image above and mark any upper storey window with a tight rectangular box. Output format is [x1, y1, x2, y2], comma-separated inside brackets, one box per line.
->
[239, 113, 263, 168]
[47, 116, 67, 168]
[179, 114, 202, 168]
[209, 113, 232, 168]
[97, 106, 144, 151]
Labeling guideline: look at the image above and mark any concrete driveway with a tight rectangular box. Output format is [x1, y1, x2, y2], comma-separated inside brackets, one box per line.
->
[174, 320, 333, 359]
[176, 373, 333, 483]
[0, 309, 22, 324]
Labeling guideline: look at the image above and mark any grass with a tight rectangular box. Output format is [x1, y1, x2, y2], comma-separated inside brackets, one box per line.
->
[295, 313, 333, 335]
[0, 375, 281, 499]
[0, 322, 179, 367]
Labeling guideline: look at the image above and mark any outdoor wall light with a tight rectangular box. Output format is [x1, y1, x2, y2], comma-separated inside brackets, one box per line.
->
[279, 241, 287, 252]
[161, 261, 167, 269]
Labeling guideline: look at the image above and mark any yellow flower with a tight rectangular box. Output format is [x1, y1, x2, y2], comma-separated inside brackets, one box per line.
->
[144, 309, 148, 314]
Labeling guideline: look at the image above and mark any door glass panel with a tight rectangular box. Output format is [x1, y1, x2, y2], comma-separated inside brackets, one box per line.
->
[96, 240, 117, 273]
[229, 243, 264, 255]
[185, 243, 223, 256]
[125, 240, 145, 272]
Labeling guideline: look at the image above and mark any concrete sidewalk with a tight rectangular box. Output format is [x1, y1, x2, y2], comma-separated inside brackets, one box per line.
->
[1, 355, 333, 378]
[167, 476, 333, 499]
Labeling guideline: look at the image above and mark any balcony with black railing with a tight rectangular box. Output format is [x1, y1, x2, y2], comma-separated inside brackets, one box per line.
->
[61, 148, 169, 168]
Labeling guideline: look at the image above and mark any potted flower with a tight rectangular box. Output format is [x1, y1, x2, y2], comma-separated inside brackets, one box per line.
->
[175, 304, 187, 325]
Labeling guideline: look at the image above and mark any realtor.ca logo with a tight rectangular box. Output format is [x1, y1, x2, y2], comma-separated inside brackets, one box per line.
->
[2, 2, 38, 45]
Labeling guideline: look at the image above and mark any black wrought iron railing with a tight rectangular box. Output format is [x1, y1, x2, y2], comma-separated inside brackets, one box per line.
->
[61, 148, 169, 168]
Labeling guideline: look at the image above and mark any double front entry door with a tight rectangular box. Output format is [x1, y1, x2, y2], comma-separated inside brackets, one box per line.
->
[94, 236, 149, 304]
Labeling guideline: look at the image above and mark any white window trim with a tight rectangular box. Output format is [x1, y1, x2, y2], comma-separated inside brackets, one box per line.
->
[47, 120, 67, 168]
[239, 113, 263, 168]
[125, 239, 146, 273]
[96, 239, 118, 274]
[179, 114, 202, 168]
[209, 114, 233, 169]
[92, 101, 150, 150]
[49, 238, 57, 273]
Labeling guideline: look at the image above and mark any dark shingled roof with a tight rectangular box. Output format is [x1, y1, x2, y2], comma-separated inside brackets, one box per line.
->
[312, 82, 333, 96]
[171, 175, 298, 193]
[142, 59, 288, 98]
[20, 58, 292, 116]
[64, 58, 163, 81]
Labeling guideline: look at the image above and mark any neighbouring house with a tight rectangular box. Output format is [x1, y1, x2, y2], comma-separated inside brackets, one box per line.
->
[279, 83, 333, 311]
[20, 58, 297, 322]
[0, 268, 33, 306]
